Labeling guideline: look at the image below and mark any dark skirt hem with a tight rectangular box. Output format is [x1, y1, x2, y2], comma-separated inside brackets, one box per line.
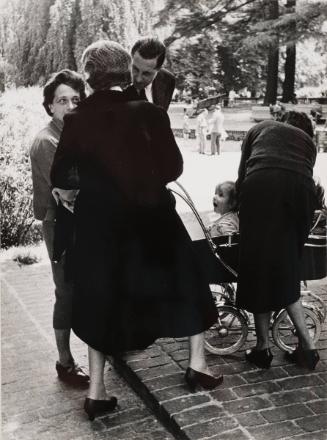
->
[73, 314, 217, 356]
[236, 294, 301, 314]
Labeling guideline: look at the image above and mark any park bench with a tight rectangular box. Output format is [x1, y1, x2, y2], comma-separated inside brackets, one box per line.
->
[172, 128, 247, 141]
[172, 127, 327, 152]
[251, 106, 273, 122]
[251, 103, 327, 123]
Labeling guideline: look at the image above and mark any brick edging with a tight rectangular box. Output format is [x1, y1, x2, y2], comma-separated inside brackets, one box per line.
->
[112, 352, 188, 440]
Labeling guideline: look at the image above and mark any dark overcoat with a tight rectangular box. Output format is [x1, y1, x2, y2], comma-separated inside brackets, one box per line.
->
[124, 68, 175, 111]
[51, 90, 217, 354]
[235, 121, 316, 313]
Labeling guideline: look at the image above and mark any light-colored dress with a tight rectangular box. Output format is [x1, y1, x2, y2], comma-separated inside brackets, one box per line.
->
[208, 211, 239, 237]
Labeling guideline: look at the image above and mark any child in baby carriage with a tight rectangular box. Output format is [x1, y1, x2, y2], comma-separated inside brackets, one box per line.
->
[208, 181, 239, 237]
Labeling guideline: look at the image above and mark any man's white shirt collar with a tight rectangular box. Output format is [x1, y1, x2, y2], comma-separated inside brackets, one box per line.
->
[144, 83, 153, 103]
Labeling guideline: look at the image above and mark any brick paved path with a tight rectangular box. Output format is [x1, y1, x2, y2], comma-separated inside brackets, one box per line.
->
[2, 257, 327, 440]
[1, 259, 174, 440]
[115, 277, 327, 440]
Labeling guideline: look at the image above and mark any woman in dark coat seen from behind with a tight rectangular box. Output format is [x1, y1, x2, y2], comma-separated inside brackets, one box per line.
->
[236, 111, 319, 371]
[51, 40, 222, 420]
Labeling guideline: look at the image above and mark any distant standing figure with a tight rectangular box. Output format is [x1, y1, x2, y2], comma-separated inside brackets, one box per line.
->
[209, 105, 225, 155]
[182, 108, 190, 139]
[309, 113, 317, 136]
[196, 108, 208, 154]
[29, 69, 89, 387]
[291, 93, 298, 104]
[228, 89, 236, 107]
[310, 102, 323, 124]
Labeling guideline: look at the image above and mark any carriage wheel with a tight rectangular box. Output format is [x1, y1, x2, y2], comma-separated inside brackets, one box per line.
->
[205, 305, 248, 355]
[272, 306, 321, 352]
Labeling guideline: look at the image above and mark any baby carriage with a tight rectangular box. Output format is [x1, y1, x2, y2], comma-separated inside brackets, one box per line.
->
[170, 182, 327, 355]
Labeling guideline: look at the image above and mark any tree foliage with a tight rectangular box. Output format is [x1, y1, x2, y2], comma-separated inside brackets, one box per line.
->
[156, 0, 327, 101]
[166, 34, 217, 94]
[0, 0, 153, 86]
[0, 86, 48, 248]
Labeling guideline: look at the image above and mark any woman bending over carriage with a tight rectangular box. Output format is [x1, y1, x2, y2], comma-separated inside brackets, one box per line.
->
[235, 111, 321, 371]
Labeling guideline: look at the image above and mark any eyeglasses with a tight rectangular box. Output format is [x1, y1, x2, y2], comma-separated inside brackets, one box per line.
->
[54, 97, 80, 106]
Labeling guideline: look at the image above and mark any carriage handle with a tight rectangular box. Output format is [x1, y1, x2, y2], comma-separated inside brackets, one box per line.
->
[306, 209, 327, 248]
[310, 210, 326, 233]
[168, 181, 238, 278]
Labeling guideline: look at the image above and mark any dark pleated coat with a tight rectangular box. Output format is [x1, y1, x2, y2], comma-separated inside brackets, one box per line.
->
[51, 90, 217, 354]
[235, 121, 317, 313]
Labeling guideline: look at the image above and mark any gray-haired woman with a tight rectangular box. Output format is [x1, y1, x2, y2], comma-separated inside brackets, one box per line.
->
[51, 40, 222, 421]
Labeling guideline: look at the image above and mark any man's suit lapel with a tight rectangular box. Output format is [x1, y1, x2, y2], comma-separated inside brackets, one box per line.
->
[152, 73, 163, 107]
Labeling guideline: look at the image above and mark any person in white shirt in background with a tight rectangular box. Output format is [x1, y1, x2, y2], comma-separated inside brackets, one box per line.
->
[196, 108, 208, 154]
[209, 105, 226, 155]
[228, 89, 236, 107]
[182, 108, 190, 139]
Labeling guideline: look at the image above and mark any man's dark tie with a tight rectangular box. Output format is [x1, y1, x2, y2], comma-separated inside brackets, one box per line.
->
[139, 89, 147, 101]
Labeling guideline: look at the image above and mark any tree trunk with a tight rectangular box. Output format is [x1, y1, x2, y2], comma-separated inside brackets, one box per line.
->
[282, 0, 297, 103]
[282, 44, 296, 102]
[264, 44, 279, 105]
[263, 0, 279, 106]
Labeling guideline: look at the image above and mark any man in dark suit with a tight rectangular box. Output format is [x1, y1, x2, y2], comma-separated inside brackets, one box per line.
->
[125, 37, 175, 111]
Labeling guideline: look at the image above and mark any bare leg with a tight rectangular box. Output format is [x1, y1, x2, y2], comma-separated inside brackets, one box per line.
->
[188, 332, 212, 375]
[54, 329, 89, 385]
[54, 329, 74, 366]
[286, 299, 316, 350]
[210, 133, 217, 154]
[216, 134, 221, 155]
[253, 312, 271, 350]
[43, 222, 76, 368]
[185, 332, 223, 390]
[88, 346, 107, 400]
[199, 131, 205, 153]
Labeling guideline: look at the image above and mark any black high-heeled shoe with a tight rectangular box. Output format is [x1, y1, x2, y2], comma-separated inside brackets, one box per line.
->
[185, 367, 223, 392]
[84, 396, 117, 421]
[285, 347, 319, 370]
[245, 348, 273, 369]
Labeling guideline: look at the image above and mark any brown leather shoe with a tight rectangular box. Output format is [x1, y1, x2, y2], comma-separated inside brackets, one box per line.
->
[56, 361, 90, 387]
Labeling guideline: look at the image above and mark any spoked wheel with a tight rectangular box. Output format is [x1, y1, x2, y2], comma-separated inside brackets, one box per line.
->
[205, 305, 248, 355]
[272, 306, 321, 352]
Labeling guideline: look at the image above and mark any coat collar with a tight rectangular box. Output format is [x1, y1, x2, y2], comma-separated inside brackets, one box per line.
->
[79, 90, 129, 110]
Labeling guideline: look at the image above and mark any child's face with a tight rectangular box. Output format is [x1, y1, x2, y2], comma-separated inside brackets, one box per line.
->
[213, 185, 231, 215]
